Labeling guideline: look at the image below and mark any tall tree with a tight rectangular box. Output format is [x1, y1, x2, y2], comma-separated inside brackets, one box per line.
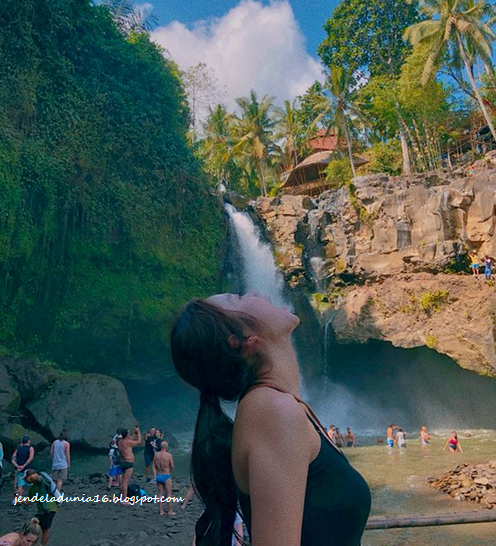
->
[404, 0, 496, 142]
[323, 66, 361, 178]
[181, 63, 223, 141]
[200, 104, 234, 195]
[232, 91, 278, 196]
[318, 0, 420, 81]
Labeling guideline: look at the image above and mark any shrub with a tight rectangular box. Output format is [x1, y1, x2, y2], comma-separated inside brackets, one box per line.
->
[325, 157, 353, 189]
[418, 290, 449, 312]
[360, 141, 403, 176]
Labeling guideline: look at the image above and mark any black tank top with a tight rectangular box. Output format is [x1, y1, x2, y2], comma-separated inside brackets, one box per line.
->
[237, 384, 371, 546]
[16, 444, 31, 466]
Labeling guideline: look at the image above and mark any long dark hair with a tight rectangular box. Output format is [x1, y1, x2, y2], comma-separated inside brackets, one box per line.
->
[171, 299, 263, 546]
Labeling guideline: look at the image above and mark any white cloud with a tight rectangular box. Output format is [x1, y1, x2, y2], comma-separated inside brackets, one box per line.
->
[151, 0, 323, 110]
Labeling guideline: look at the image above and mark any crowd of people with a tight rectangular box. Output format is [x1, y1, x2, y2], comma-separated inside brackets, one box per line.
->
[0, 424, 177, 545]
[384, 424, 464, 453]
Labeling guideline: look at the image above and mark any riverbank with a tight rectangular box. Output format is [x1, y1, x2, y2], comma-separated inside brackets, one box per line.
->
[0, 473, 202, 546]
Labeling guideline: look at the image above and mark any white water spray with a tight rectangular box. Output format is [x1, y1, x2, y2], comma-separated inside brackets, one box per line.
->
[225, 203, 290, 308]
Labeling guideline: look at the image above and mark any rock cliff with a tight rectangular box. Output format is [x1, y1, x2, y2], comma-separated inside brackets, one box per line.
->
[250, 158, 496, 377]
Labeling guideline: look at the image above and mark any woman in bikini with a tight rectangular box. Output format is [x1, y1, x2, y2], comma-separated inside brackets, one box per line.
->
[0, 518, 41, 546]
[443, 431, 463, 453]
[171, 291, 371, 546]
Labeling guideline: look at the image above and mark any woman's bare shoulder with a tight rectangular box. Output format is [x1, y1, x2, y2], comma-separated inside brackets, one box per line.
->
[236, 388, 309, 434]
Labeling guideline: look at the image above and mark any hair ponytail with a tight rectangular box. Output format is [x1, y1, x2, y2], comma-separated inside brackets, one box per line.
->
[192, 393, 237, 545]
[171, 299, 262, 546]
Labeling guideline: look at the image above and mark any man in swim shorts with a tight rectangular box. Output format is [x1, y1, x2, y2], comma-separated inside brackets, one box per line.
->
[386, 424, 398, 448]
[153, 440, 175, 516]
[118, 426, 141, 504]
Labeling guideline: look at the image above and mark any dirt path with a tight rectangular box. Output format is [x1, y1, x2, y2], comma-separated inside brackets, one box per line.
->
[0, 473, 202, 545]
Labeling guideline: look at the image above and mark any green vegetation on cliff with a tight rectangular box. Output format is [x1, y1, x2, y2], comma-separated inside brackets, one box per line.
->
[0, 0, 225, 375]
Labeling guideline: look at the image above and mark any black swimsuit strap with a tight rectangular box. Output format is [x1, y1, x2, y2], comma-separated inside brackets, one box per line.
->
[246, 381, 344, 455]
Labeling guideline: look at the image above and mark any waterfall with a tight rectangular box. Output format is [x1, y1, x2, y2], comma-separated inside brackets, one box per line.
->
[224, 204, 290, 308]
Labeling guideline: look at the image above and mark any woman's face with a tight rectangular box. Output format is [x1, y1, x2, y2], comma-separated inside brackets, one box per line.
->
[19, 534, 39, 546]
[208, 291, 299, 338]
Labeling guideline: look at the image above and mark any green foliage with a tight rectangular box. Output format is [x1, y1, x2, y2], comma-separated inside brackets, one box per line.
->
[324, 158, 352, 188]
[0, 0, 224, 375]
[362, 141, 403, 176]
[418, 290, 449, 312]
[425, 334, 438, 349]
[318, 0, 420, 79]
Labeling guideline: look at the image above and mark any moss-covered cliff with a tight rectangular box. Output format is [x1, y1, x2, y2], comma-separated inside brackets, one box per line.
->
[0, 0, 225, 376]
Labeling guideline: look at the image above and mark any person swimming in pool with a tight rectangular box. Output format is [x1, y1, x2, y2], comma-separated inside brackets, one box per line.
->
[153, 440, 175, 516]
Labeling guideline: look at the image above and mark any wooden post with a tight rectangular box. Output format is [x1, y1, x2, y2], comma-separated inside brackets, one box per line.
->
[366, 511, 496, 530]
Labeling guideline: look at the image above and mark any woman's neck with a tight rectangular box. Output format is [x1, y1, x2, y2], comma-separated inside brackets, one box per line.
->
[258, 337, 300, 396]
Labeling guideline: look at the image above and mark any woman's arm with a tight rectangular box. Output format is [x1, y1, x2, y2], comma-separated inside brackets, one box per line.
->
[244, 393, 318, 546]
[457, 441, 463, 453]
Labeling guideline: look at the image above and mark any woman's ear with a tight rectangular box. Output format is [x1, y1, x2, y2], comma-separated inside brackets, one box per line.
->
[227, 334, 242, 350]
[241, 335, 260, 356]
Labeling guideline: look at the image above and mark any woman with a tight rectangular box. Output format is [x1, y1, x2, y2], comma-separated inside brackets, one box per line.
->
[420, 426, 430, 447]
[171, 292, 371, 546]
[0, 518, 42, 546]
[394, 428, 407, 449]
[443, 431, 463, 453]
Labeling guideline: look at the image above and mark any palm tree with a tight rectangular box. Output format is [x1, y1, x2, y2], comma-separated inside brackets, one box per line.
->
[201, 105, 233, 195]
[323, 66, 360, 178]
[232, 91, 278, 196]
[102, 0, 157, 34]
[404, 0, 496, 143]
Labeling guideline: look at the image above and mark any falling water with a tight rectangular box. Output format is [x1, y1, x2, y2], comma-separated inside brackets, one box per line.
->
[322, 319, 332, 389]
[224, 203, 290, 307]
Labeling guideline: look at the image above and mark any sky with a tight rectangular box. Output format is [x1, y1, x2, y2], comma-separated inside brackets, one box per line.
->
[145, 0, 341, 110]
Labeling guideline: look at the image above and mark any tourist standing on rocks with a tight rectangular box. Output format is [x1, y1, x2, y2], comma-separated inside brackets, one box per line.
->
[395, 428, 407, 449]
[470, 253, 480, 277]
[386, 424, 398, 448]
[344, 428, 356, 447]
[171, 293, 371, 546]
[50, 432, 70, 491]
[0, 517, 42, 546]
[107, 438, 122, 489]
[12, 437, 35, 500]
[420, 426, 431, 447]
[153, 440, 176, 516]
[22, 469, 58, 546]
[443, 431, 463, 453]
[143, 427, 157, 483]
[118, 426, 141, 503]
[155, 428, 164, 453]
[484, 255, 492, 280]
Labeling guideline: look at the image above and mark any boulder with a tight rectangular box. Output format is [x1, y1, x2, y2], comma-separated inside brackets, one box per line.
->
[0, 421, 49, 453]
[0, 361, 21, 414]
[26, 374, 137, 449]
[3, 356, 60, 401]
